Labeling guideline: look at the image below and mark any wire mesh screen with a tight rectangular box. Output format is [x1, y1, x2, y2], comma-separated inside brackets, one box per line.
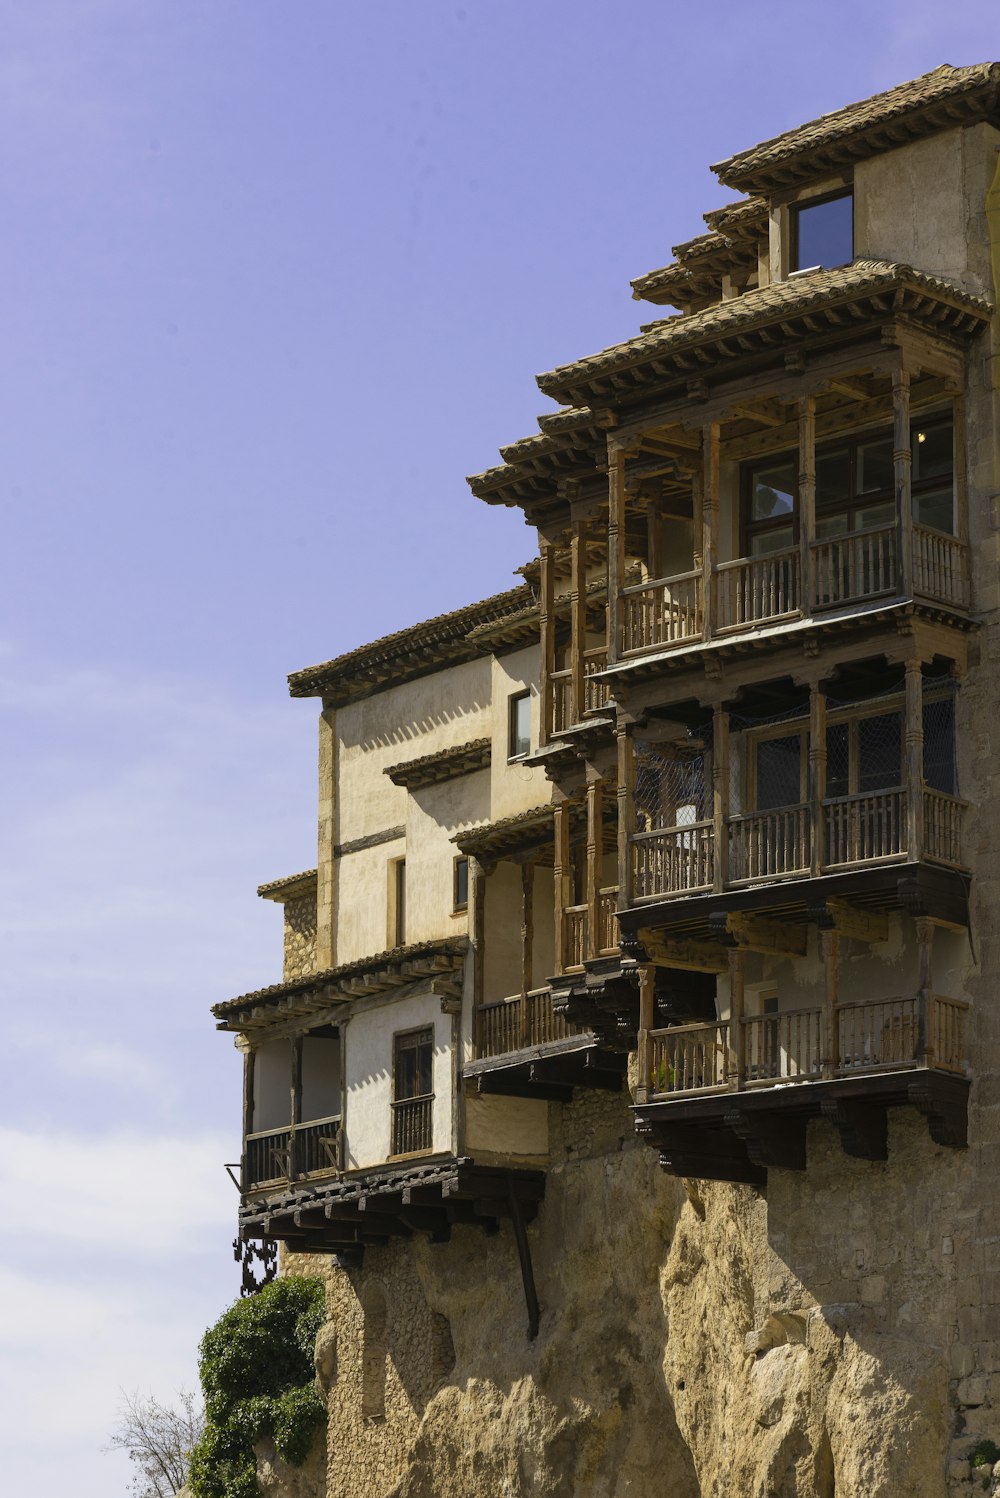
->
[634, 738, 708, 832]
[923, 692, 956, 794]
[728, 701, 808, 814]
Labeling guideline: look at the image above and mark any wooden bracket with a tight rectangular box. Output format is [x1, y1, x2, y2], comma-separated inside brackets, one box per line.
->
[507, 1176, 540, 1341]
[638, 930, 728, 974]
[819, 899, 889, 944]
[725, 912, 808, 959]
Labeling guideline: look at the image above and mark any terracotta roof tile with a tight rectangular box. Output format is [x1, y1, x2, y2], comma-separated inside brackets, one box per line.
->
[257, 869, 317, 902]
[713, 63, 1000, 192]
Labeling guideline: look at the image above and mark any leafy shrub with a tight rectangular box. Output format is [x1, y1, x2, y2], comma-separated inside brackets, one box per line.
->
[971, 1438, 1000, 1469]
[189, 1277, 327, 1498]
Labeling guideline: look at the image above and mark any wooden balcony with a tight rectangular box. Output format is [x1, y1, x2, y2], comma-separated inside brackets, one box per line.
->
[467, 984, 626, 1100]
[562, 885, 621, 971]
[548, 648, 611, 737]
[391, 1095, 434, 1157]
[618, 525, 969, 660]
[243, 1114, 342, 1191]
[631, 788, 966, 902]
[635, 993, 969, 1183]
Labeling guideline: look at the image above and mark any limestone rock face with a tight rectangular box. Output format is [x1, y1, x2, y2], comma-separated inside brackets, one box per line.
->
[276, 1087, 1000, 1498]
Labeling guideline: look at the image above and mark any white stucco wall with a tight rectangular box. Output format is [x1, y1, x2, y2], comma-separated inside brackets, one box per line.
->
[490, 646, 552, 820]
[342, 988, 453, 1171]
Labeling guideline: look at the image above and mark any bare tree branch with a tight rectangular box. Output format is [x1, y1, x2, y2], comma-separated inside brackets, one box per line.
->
[106, 1389, 204, 1498]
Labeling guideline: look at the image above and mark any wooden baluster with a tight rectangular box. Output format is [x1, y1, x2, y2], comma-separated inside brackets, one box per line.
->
[810, 682, 826, 876]
[553, 800, 569, 977]
[470, 857, 487, 1059]
[636, 963, 656, 1103]
[905, 660, 924, 862]
[728, 946, 746, 1090]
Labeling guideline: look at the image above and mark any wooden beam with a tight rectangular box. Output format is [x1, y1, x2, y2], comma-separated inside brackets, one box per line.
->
[570, 518, 586, 727]
[730, 401, 785, 428]
[553, 801, 569, 977]
[726, 912, 807, 958]
[586, 778, 602, 960]
[823, 899, 888, 943]
[538, 538, 556, 745]
[826, 377, 868, 401]
[638, 930, 728, 973]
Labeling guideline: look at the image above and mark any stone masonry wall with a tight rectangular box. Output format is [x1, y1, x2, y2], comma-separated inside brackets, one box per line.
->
[283, 894, 317, 982]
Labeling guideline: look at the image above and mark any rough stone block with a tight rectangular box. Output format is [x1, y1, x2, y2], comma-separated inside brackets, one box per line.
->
[958, 1374, 990, 1408]
[861, 1275, 887, 1305]
[951, 1343, 976, 1377]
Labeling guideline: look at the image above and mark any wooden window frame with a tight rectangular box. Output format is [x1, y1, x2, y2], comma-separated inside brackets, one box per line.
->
[508, 689, 531, 761]
[452, 855, 469, 914]
[741, 410, 955, 558]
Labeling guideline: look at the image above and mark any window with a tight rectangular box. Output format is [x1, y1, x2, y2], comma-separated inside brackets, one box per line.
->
[391, 1027, 434, 1156]
[389, 857, 406, 947]
[743, 414, 954, 558]
[508, 690, 531, 760]
[790, 190, 853, 272]
[453, 856, 469, 912]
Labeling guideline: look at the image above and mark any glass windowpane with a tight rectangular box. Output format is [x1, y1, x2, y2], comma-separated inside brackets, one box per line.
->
[923, 698, 956, 794]
[857, 438, 893, 494]
[509, 693, 531, 757]
[854, 500, 895, 530]
[914, 486, 954, 535]
[751, 524, 794, 557]
[816, 448, 851, 506]
[913, 421, 953, 482]
[816, 512, 849, 540]
[751, 465, 796, 521]
[793, 193, 853, 270]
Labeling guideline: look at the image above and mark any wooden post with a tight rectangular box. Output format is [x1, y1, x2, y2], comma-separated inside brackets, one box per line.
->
[538, 537, 556, 745]
[553, 800, 570, 976]
[893, 366, 913, 597]
[586, 777, 602, 958]
[809, 681, 827, 876]
[727, 947, 746, 1090]
[712, 705, 730, 893]
[607, 444, 627, 664]
[242, 1046, 256, 1187]
[570, 517, 586, 726]
[520, 862, 534, 999]
[616, 721, 636, 908]
[798, 395, 816, 617]
[289, 1036, 303, 1179]
[702, 423, 720, 641]
[905, 659, 924, 862]
[647, 504, 663, 582]
[915, 915, 935, 1066]
[821, 927, 840, 1079]
[636, 963, 656, 1103]
[469, 857, 487, 1058]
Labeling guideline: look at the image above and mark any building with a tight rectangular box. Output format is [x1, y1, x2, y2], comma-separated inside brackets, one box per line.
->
[214, 64, 1000, 1496]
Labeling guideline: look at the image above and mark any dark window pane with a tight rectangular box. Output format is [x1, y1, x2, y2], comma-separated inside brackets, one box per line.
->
[855, 500, 895, 531]
[394, 1028, 433, 1100]
[750, 524, 795, 557]
[816, 448, 851, 506]
[826, 722, 850, 799]
[756, 734, 802, 810]
[454, 858, 468, 910]
[858, 438, 893, 494]
[751, 464, 796, 520]
[793, 192, 853, 270]
[923, 697, 956, 794]
[914, 485, 954, 534]
[816, 512, 850, 540]
[857, 713, 901, 793]
[913, 421, 953, 482]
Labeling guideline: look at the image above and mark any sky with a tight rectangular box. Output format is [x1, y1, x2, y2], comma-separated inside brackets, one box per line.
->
[1, 2, 997, 1492]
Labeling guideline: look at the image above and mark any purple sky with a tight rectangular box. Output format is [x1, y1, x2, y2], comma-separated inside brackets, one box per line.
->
[1, 4, 995, 1491]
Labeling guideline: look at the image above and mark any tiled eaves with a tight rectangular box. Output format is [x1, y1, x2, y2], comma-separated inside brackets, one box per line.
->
[536, 260, 993, 408]
[212, 936, 468, 1029]
[257, 869, 318, 902]
[384, 737, 492, 791]
[712, 62, 1000, 193]
[288, 584, 532, 704]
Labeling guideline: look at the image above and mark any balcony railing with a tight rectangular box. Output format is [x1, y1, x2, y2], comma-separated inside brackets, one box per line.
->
[477, 987, 571, 1059]
[622, 571, 702, 654]
[391, 1094, 434, 1156]
[632, 821, 714, 901]
[596, 885, 620, 955]
[717, 548, 799, 632]
[645, 993, 968, 1099]
[551, 668, 572, 736]
[824, 788, 905, 868]
[564, 904, 588, 969]
[584, 647, 610, 712]
[630, 788, 964, 898]
[561, 886, 621, 968]
[617, 525, 969, 659]
[729, 805, 810, 884]
[243, 1115, 342, 1189]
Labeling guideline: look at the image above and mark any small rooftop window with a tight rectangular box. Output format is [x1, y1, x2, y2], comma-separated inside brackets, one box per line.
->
[790, 190, 853, 273]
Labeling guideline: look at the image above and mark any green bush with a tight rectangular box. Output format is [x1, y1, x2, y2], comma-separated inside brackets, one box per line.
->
[189, 1277, 327, 1498]
[971, 1438, 1000, 1469]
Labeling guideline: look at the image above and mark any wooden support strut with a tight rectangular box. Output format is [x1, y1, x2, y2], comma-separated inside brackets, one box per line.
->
[606, 445, 627, 666]
[570, 518, 586, 727]
[586, 777, 602, 960]
[553, 800, 570, 977]
[893, 366, 913, 598]
[507, 1174, 541, 1341]
[538, 538, 556, 746]
[799, 395, 816, 618]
